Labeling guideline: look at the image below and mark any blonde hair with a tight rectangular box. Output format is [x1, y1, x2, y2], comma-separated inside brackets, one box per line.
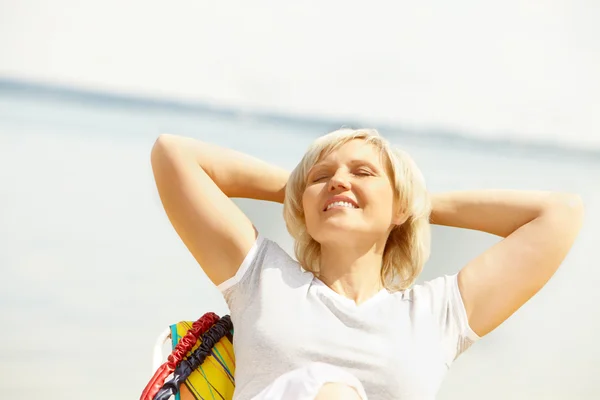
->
[283, 128, 432, 291]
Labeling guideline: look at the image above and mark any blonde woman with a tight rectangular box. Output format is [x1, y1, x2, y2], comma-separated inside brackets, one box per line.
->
[151, 129, 583, 400]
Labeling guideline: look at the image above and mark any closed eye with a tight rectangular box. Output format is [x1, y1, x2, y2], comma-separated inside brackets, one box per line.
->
[354, 169, 374, 177]
[311, 175, 329, 183]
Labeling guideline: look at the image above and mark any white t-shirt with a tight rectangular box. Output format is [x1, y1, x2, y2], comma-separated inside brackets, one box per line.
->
[218, 235, 480, 400]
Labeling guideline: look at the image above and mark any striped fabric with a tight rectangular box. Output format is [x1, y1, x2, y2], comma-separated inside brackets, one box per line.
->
[170, 321, 236, 400]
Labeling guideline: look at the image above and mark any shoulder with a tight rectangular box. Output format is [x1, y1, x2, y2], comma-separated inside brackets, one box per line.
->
[401, 274, 458, 304]
[399, 274, 480, 363]
[400, 274, 478, 339]
[218, 234, 303, 292]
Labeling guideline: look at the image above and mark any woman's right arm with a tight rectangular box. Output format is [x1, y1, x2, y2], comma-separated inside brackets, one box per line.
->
[150, 134, 289, 286]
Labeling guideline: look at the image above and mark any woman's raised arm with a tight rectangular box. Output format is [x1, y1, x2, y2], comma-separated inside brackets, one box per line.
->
[431, 190, 584, 337]
[151, 134, 289, 286]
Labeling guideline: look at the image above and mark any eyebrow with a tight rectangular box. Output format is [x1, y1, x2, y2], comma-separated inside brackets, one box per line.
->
[348, 159, 382, 171]
[310, 159, 383, 174]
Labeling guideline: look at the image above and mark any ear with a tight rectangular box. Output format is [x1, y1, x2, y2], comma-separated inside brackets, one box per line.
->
[392, 209, 409, 226]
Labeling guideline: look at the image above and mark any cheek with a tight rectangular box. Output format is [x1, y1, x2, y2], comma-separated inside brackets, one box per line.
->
[301, 187, 319, 223]
[365, 184, 396, 219]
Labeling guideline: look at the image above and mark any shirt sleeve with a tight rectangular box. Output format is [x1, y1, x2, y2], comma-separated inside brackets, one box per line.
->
[415, 273, 480, 365]
[217, 234, 266, 293]
[216, 234, 299, 315]
[216, 234, 267, 308]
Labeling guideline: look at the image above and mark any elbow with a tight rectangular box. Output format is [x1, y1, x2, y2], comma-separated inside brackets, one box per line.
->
[150, 134, 187, 189]
[151, 134, 179, 167]
[555, 193, 584, 214]
[152, 134, 175, 154]
[567, 193, 585, 224]
[546, 192, 585, 228]
[151, 134, 203, 179]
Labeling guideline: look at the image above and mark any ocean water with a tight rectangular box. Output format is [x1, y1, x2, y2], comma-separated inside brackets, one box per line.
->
[0, 84, 598, 399]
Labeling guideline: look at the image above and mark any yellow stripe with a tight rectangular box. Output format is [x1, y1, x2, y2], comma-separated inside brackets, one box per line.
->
[173, 321, 236, 400]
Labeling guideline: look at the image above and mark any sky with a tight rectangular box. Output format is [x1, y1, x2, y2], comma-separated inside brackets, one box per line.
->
[1, 0, 599, 149]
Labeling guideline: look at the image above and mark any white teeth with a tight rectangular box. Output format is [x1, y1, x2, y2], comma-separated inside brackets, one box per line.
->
[326, 201, 357, 211]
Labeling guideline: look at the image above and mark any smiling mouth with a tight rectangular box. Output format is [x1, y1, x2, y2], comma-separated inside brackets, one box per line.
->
[324, 201, 359, 211]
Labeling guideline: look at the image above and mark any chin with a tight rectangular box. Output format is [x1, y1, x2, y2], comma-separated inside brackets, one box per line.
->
[311, 223, 365, 243]
[311, 219, 390, 245]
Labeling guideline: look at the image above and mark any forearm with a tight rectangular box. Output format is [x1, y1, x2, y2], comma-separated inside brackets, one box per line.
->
[153, 134, 289, 203]
[430, 190, 582, 238]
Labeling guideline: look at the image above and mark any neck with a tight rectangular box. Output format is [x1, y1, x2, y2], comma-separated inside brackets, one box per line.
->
[317, 240, 386, 305]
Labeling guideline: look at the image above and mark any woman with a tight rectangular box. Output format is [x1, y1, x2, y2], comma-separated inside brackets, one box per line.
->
[151, 128, 583, 400]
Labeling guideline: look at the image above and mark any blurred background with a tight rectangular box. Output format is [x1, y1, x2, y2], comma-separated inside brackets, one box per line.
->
[1, 1, 599, 399]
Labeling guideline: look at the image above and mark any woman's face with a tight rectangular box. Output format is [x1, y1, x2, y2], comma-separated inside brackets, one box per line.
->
[302, 139, 402, 246]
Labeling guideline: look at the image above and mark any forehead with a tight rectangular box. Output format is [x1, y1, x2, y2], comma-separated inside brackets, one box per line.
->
[317, 139, 385, 166]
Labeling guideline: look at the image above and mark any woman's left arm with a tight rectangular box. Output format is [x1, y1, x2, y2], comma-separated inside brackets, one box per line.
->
[431, 190, 584, 337]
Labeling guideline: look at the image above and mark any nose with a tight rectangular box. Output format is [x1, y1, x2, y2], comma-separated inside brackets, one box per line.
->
[328, 171, 351, 192]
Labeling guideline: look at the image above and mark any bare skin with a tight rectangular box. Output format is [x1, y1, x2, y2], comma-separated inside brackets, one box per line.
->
[302, 139, 404, 304]
[314, 383, 363, 400]
[151, 134, 287, 285]
[432, 190, 584, 336]
[151, 134, 584, 339]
